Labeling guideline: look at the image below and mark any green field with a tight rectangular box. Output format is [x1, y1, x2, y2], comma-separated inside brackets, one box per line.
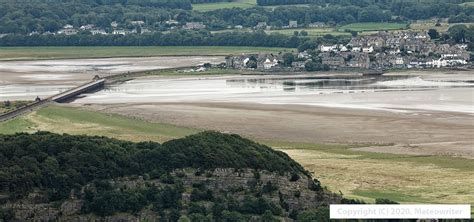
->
[0, 46, 292, 60]
[0, 105, 197, 142]
[339, 22, 408, 32]
[1, 105, 473, 212]
[410, 20, 474, 32]
[460, 1, 474, 7]
[266, 28, 352, 37]
[214, 28, 353, 37]
[0, 100, 31, 114]
[192, 0, 256, 11]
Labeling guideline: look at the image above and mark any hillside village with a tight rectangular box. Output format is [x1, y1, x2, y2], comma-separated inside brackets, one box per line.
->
[226, 30, 471, 71]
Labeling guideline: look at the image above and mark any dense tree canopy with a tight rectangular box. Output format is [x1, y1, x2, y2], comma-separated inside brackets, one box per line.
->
[0, 131, 308, 200]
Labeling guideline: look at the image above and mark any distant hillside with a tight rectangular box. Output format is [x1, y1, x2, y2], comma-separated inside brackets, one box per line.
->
[0, 131, 338, 221]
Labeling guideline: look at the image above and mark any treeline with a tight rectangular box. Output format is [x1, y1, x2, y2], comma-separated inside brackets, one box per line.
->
[257, 0, 318, 5]
[0, 0, 472, 35]
[257, 0, 471, 6]
[0, 30, 304, 48]
[191, 0, 233, 3]
[0, 131, 308, 201]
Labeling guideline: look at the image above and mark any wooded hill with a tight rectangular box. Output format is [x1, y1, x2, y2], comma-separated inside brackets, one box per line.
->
[0, 131, 345, 221]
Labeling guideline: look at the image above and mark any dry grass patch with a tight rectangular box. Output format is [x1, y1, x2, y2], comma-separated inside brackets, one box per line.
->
[280, 148, 474, 206]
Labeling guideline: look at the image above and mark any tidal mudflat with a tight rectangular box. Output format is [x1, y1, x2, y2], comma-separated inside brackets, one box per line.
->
[75, 71, 474, 159]
[0, 56, 223, 100]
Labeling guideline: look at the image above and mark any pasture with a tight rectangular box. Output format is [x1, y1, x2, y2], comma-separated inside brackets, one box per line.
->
[0, 46, 291, 60]
[338, 22, 408, 32]
[192, 0, 256, 11]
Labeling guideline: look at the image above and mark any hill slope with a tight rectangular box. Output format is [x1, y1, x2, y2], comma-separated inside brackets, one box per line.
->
[0, 131, 339, 221]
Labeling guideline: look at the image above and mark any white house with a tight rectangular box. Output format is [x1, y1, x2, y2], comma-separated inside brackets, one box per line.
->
[362, 46, 374, 53]
[111, 21, 119, 29]
[289, 20, 298, 28]
[395, 57, 404, 65]
[263, 58, 278, 69]
[130, 20, 145, 26]
[90, 29, 107, 35]
[112, 30, 128, 35]
[433, 56, 467, 68]
[57, 28, 77, 35]
[80, 24, 95, 30]
[320, 45, 338, 52]
[351, 47, 361, 52]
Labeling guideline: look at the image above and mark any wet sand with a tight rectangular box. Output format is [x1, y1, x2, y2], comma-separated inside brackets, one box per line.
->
[80, 102, 473, 158]
[77, 99, 474, 159]
[0, 56, 223, 100]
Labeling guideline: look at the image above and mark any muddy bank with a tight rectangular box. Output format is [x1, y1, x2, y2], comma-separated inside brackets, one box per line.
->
[76, 101, 474, 159]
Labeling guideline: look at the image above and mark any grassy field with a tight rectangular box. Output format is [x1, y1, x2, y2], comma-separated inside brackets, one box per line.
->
[1, 105, 473, 212]
[0, 100, 31, 114]
[0, 46, 292, 60]
[270, 142, 474, 213]
[192, 0, 256, 11]
[0, 105, 198, 142]
[410, 20, 474, 32]
[266, 28, 352, 37]
[460, 1, 474, 7]
[339, 22, 408, 32]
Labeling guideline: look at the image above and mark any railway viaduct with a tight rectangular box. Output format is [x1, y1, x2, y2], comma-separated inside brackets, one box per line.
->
[0, 79, 105, 122]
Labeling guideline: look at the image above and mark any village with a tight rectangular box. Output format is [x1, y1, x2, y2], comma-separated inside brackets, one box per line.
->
[226, 30, 471, 72]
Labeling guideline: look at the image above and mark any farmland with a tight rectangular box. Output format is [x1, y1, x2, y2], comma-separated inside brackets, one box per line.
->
[0, 46, 292, 60]
[338, 22, 408, 32]
[192, 0, 256, 11]
[410, 20, 474, 32]
[266, 28, 352, 37]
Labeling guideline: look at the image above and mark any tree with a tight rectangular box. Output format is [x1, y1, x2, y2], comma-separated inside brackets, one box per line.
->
[282, 53, 295, 66]
[428, 29, 439, 39]
[297, 207, 330, 222]
[375, 198, 399, 204]
[261, 210, 278, 222]
[178, 215, 191, 222]
[448, 25, 468, 43]
[300, 30, 308, 36]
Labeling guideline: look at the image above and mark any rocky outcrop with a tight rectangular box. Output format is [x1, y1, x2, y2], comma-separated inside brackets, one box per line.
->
[2, 168, 340, 221]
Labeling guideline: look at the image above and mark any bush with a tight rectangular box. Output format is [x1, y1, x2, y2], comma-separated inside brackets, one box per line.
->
[297, 207, 330, 222]
[262, 181, 278, 194]
[290, 173, 300, 182]
[375, 198, 399, 204]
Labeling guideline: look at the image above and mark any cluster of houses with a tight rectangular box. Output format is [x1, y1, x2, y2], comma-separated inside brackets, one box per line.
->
[254, 20, 319, 30]
[318, 31, 470, 69]
[226, 31, 471, 71]
[27, 21, 152, 36]
[226, 52, 310, 71]
[23, 20, 209, 36]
